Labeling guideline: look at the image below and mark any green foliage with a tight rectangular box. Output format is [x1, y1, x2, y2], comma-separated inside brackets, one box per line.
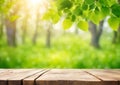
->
[0, 0, 5, 4]
[1, 0, 120, 69]
[0, 34, 120, 68]
[52, 14, 60, 24]
[73, 6, 83, 16]
[42, 9, 60, 24]
[52, 0, 119, 28]
[77, 20, 88, 31]
[101, 6, 110, 18]
[71, 15, 76, 22]
[89, 11, 102, 25]
[89, 4, 96, 10]
[62, 19, 73, 29]
[111, 4, 120, 17]
[9, 15, 19, 22]
[82, 3, 88, 10]
[108, 0, 117, 7]
[98, 0, 117, 7]
[0, 0, 5, 12]
[42, 10, 51, 20]
[57, 0, 73, 10]
[0, 0, 20, 23]
[108, 16, 120, 31]
[1, 0, 14, 15]
[98, 0, 109, 7]
[84, 0, 95, 5]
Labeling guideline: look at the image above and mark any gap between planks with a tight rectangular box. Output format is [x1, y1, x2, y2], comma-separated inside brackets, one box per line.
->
[0, 69, 120, 85]
[23, 69, 50, 85]
[8, 69, 49, 85]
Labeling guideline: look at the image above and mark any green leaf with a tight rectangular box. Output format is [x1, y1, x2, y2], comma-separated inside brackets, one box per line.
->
[42, 9, 60, 24]
[108, 0, 117, 7]
[73, 6, 83, 16]
[108, 16, 120, 30]
[101, 6, 110, 17]
[71, 15, 76, 22]
[74, 0, 84, 4]
[10, 15, 19, 22]
[84, 0, 95, 5]
[98, 0, 116, 7]
[52, 14, 60, 24]
[111, 4, 120, 17]
[58, 0, 73, 10]
[0, 0, 5, 5]
[62, 19, 73, 29]
[89, 11, 103, 25]
[63, 8, 70, 13]
[42, 12, 51, 20]
[82, 3, 88, 10]
[82, 10, 89, 18]
[94, 7, 100, 14]
[98, 0, 108, 7]
[89, 4, 96, 10]
[77, 20, 88, 31]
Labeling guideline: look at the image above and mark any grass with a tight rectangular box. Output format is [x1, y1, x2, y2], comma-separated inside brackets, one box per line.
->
[0, 32, 120, 68]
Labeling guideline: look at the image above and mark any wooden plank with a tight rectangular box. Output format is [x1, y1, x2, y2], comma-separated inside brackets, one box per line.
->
[85, 70, 120, 85]
[8, 69, 43, 85]
[0, 69, 6, 73]
[0, 69, 8, 74]
[0, 69, 31, 85]
[86, 70, 120, 80]
[23, 69, 49, 85]
[0, 69, 120, 85]
[36, 69, 101, 85]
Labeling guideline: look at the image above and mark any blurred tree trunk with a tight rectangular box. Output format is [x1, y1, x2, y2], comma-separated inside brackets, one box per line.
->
[118, 26, 120, 42]
[46, 22, 52, 48]
[0, 15, 4, 39]
[32, 7, 40, 45]
[0, 23, 3, 39]
[22, 18, 27, 44]
[75, 27, 79, 34]
[112, 31, 117, 44]
[4, 2, 19, 46]
[32, 24, 38, 45]
[89, 20, 104, 48]
[74, 24, 79, 34]
[113, 0, 120, 44]
[113, 26, 120, 44]
[21, 7, 29, 44]
[5, 19, 16, 46]
[118, 0, 120, 4]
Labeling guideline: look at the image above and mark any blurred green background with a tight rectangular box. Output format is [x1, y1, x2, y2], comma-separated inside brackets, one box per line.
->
[0, 0, 120, 68]
[1, 32, 120, 68]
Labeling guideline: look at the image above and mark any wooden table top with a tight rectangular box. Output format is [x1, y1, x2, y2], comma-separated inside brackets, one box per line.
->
[0, 69, 120, 85]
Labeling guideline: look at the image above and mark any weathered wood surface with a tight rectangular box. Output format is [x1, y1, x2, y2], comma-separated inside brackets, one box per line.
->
[0, 69, 120, 85]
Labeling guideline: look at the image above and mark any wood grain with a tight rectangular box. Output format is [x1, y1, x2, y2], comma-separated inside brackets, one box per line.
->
[8, 69, 42, 85]
[86, 70, 120, 85]
[0, 69, 31, 85]
[36, 69, 101, 85]
[0, 69, 120, 85]
[23, 69, 49, 85]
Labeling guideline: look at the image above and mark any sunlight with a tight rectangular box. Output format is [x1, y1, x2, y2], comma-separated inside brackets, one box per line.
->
[26, 0, 49, 14]
[29, 0, 44, 5]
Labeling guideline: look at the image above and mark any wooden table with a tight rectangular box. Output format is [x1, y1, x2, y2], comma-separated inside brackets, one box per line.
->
[0, 69, 120, 85]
